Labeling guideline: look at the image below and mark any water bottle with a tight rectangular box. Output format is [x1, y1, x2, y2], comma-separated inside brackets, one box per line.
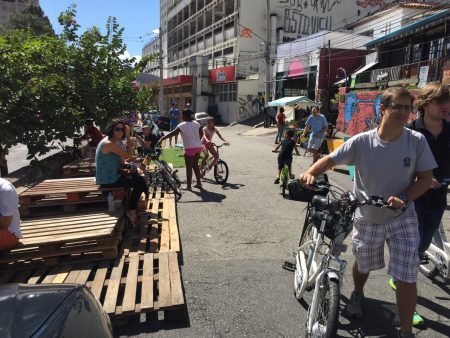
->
[108, 192, 115, 212]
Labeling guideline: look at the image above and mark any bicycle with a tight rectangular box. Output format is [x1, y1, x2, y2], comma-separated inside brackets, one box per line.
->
[419, 177, 450, 279]
[279, 164, 289, 197]
[199, 143, 229, 184]
[286, 180, 398, 337]
[143, 149, 182, 200]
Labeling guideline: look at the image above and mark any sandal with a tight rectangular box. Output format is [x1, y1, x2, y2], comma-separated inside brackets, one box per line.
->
[193, 184, 203, 189]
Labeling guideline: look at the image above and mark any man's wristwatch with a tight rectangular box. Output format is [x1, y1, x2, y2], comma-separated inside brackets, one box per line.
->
[397, 193, 409, 206]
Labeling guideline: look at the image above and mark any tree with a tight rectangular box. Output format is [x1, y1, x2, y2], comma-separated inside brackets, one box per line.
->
[0, 4, 151, 174]
[7, 5, 55, 36]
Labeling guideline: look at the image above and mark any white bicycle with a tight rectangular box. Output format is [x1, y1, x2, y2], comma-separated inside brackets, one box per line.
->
[419, 178, 450, 279]
[285, 181, 395, 337]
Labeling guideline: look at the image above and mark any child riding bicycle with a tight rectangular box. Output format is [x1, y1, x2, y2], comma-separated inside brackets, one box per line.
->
[273, 129, 300, 184]
[200, 118, 229, 173]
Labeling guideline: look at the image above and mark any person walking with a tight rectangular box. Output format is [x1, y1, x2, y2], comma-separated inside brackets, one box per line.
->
[156, 109, 204, 191]
[168, 102, 181, 147]
[275, 107, 286, 144]
[301, 106, 328, 164]
[299, 87, 436, 337]
[387, 83, 450, 326]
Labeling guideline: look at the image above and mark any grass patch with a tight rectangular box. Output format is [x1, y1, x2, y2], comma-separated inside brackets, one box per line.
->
[161, 147, 186, 168]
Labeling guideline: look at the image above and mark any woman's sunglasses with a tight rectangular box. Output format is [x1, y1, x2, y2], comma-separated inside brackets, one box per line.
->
[114, 127, 125, 132]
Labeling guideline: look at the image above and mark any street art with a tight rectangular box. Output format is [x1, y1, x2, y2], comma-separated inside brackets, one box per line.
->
[278, 0, 393, 38]
[238, 95, 261, 119]
[337, 90, 418, 136]
[337, 92, 381, 136]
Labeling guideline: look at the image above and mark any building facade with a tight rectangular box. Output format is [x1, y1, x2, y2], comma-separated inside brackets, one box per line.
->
[0, 0, 39, 27]
[158, 0, 399, 123]
[142, 36, 161, 77]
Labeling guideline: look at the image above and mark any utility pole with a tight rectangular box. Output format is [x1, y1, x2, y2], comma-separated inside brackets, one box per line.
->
[159, 27, 164, 115]
[265, 0, 271, 106]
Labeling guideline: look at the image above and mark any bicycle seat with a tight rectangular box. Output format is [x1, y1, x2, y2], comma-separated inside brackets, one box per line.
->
[311, 195, 328, 209]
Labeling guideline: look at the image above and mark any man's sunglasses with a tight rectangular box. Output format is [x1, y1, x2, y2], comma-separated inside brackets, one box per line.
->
[114, 127, 125, 132]
[388, 104, 412, 112]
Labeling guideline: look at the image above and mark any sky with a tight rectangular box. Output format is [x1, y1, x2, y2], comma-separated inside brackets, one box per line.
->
[40, 0, 160, 58]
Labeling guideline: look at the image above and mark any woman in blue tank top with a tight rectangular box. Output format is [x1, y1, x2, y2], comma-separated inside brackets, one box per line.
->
[95, 119, 148, 226]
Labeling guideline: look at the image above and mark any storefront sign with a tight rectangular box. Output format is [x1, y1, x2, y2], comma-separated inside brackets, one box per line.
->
[352, 82, 377, 89]
[284, 88, 308, 96]
[209, 66, 236, 84]
[418, 66, 429, 88]
[388, 78, 418, 87]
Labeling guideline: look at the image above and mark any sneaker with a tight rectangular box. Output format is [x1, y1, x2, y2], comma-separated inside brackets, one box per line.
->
[346, 291, 363, 318]
[412, 311, 424, 326]
[398, 330, 415, 337]
[274, 177, 280, 184]
[389, 277, 397, 291]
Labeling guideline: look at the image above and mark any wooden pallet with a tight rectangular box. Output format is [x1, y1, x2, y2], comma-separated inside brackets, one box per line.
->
[63, 158, 96, 177]
[19, 177, 125, 217]
[0, 211, 125, 270]
[0, 252, 184, 319]
[130, 188, 180, 254]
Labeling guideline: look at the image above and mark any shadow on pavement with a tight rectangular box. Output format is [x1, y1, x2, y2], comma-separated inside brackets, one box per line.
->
[338, 296, 399, 337]
[417, 295, 450, 336]
[221, 182, 245, 190]
[182, 188, 226, 203]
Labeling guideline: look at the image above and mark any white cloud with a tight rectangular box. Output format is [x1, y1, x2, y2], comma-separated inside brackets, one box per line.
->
[120, 50, 142, 64]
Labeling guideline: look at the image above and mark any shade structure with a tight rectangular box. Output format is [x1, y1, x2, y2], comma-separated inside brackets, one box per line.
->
[268, 96, 321, 107]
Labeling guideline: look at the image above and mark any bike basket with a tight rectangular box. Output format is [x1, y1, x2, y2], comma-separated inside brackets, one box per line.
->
[287, 174, 329, 202]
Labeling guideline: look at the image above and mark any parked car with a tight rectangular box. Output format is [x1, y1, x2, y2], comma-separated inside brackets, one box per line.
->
[195, 112, 212, 127]
[149, 113, 170, 131]
[0, 283, 113, 338]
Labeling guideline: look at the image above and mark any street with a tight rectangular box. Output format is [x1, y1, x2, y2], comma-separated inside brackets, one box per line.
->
[116, 124, 450, 338]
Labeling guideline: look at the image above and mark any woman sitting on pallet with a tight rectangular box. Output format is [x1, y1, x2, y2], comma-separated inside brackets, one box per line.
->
[95, 119, 148, 227]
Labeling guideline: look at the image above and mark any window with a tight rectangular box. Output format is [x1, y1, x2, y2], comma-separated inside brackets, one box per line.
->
[214, 83, 237, 102]
[404, 44, 411, 64]
[412, 43, 422, 63]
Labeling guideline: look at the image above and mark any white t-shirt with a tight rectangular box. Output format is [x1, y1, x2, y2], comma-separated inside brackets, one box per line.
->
[177, 121, 203, 149]
[330, 128, 437, 224]
[0, 178, 22, 238]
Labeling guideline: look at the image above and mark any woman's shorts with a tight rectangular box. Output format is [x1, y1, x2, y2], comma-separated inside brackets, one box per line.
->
[184, 147, 203, 157]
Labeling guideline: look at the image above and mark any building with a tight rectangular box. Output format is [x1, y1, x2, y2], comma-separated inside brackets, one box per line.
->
[158, 0, 398, 123]
[142, 36, 161, 77]
[336, 4, 450, 136]
[0, 0, 39, 27]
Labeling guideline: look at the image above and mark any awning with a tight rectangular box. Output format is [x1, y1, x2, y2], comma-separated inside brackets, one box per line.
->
[353, 61, 378, 76]
[365, 10, 449, 48]
[268, 96, 321, 107]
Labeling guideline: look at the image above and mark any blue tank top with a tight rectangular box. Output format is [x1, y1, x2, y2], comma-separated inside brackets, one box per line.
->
[95, 137, 122, 185]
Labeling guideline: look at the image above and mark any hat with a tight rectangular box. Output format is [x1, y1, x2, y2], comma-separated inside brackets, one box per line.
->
[186, 102, 191, 107]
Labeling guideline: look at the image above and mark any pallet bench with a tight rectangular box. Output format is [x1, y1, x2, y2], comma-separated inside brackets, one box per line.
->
[63, 157, 96, 177]
[19, 177, 126, 217]
[0, 211, 125, 270]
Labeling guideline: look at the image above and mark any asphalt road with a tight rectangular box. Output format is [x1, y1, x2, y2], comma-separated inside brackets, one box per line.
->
[116, 124, 449, 338]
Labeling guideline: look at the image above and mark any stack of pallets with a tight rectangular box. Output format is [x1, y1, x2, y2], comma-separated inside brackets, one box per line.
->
[62, 157, 96, 177]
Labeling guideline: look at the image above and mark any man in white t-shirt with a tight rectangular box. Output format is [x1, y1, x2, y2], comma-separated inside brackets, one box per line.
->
[299, 88, 436, 338]
[0, 178, 22, 251]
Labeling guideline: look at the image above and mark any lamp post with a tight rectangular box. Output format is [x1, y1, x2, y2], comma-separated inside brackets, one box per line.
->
[337, 67, 348, 87]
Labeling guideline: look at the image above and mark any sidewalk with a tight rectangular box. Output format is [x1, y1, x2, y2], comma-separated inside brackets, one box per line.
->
[238, 125, 278, 137]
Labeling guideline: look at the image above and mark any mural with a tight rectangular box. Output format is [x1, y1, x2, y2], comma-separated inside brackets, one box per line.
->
[238, 94, 262, 119]
[276, 0, 395, 39]
[337, 90, 419, 136]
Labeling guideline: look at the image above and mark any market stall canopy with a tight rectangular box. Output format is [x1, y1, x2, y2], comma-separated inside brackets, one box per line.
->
[268, 96, 321, 107]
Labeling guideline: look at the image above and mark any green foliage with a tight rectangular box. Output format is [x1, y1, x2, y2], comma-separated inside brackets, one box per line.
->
[0, 4, 152, 165]
[7, 5, 55, 36]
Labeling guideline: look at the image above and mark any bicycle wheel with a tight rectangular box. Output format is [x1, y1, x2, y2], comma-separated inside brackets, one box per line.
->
[214, 159, 229, 184]
[160, 167, 182, 200]
[294, 221, 316, 299]
[308, 275, 339, 338]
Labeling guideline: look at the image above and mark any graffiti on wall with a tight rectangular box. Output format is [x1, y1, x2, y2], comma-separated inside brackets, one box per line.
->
[337, 91, 382, 136]
[238, 94, 262, 120]
[337, 90, 418, 136]
[278, 0, 393, 38]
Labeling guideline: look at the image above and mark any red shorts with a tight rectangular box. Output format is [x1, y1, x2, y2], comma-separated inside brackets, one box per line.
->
[184, 147, 203, 157]
[0, 229, 19, 252]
